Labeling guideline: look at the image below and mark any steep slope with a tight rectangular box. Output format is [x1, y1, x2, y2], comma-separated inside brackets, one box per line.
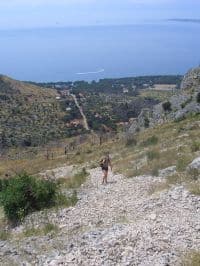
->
[0, 69, 199, 266]
[0, 110, 200, 266]
[0, 75, 83, 148]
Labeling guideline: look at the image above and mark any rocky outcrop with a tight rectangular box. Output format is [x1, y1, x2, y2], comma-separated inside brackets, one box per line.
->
[158, 166, 177, 178]
[129, 67, 200, 133]
[181, 67, 200, 91]
[187, 157, 200, 173]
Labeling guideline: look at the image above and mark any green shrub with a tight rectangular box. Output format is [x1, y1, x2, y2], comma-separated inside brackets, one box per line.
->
[147, 150, 160, 161]
[0, 179, 9, 192]
[162, 101, 172, 112]
[176, 157, 191, 172]
[142, 135, 158, 146]
[0, 173, 58, 223]
[191, 141, 200, 152]
[23, 227, 42, 237]
[144, 117, 150, 128]
[24, 223, 59, 237]
[125, 137, 137, 147]
[151, 167, 159, 176]
[43, 223, 59, 235]
[181, 103, 185, 109]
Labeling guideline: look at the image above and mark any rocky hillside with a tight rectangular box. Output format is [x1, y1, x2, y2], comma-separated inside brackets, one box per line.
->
[129, 67, 200, 133]
[0, 75, 83, 149]
[1, 163, 200, 265]
[0, 68, 199, 266]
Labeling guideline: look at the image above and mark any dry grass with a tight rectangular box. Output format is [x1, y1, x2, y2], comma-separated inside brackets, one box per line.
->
[113, 114, 200, 179]
[0, 115, 199, 186]
[0, 134, 119, 177]
[188, 182, 200, 196]
[0, 207, 7, 229]
[23, 223, 59, 238]
[140, 89, 176, 101]
[0, 230, 10, 240]
[181, 251, 200, 266]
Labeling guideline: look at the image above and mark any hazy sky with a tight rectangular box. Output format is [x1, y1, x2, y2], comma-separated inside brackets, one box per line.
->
[0, 0, 200, 29]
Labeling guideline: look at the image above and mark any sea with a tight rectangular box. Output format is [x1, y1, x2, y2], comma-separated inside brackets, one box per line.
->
[0, 21, 200, 82]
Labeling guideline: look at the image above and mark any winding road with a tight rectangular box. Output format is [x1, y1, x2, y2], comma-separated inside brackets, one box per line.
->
[70, 93, 90, 131]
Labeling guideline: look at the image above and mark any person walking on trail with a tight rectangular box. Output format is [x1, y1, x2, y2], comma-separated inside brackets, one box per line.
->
[100, 153, 112, 185]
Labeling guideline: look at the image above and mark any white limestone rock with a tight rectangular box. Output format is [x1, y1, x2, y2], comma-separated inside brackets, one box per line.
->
[159, 166, 176, 178]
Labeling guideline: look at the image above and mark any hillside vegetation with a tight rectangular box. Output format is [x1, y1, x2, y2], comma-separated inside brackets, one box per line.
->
[0, 75, 84, 149]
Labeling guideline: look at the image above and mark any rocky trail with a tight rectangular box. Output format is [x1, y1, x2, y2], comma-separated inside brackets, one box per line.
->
[1, 168, 200, 266]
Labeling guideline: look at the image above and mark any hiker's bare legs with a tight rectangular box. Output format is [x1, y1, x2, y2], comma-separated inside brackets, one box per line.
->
[102, 170, 108, 184]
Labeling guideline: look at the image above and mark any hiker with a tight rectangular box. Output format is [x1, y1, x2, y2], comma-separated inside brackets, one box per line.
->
[64, 146, 67, 155]
[100, 153, 112, 184]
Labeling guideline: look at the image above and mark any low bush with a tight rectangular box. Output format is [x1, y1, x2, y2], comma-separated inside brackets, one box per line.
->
[0, 179, 9, 192]
[146, 150, 160, 161]
[125, 137, 137, 147]
[144, 117, 150, 128]
[191, 141, 200, 152]
[24, 223, 59, 237]
[162, 101, 172, 112]
[141, 135, 158, 146]
[0, 173, 58, 223]
[151, 167, 159, 176]
[43, 223, 59, 235]
[176, 157, 191, 172]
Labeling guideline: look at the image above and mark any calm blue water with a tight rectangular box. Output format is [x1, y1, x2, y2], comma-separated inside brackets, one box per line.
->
[0, 22, 199, 82]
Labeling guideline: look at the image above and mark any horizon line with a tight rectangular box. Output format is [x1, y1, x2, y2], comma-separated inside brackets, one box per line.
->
[0, 18, 200, 31]
[0, 19, 196, 31]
